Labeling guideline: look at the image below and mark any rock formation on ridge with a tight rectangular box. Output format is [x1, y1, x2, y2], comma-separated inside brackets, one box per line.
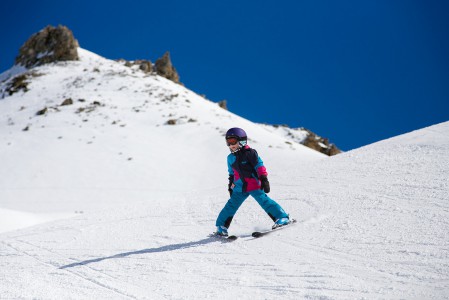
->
[15, 25, 79, 68]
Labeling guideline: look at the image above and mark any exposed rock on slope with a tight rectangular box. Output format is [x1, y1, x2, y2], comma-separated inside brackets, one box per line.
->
[117, 51, 181, 85]
[15, 25, 79, 68]
[260, 124, 341, 156]
[302, 127, 341, 156]
[155, 51, 180, 84]
[117, 59, 153, 74]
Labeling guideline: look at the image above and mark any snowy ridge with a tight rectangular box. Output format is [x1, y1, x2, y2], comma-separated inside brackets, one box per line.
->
[259, 123, 341, 156]
[0, 48, 448, 299]
[259, 123, 309, 144]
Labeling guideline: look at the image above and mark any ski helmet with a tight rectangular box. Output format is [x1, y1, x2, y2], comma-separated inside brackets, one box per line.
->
[225, 127, 247, 146]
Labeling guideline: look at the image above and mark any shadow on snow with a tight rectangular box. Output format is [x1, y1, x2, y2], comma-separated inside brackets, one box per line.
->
[60, 237, 224, 269]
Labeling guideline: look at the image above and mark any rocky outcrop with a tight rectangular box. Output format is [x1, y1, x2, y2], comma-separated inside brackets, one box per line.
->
[4, 74, 29, 95]
[14, 26, 182, 83]
[135, 60, 152, 73]
[60, 98, 73, 106]
[15, 25, 79, 68]
[2, 71, 43, 97]
[301, 128, 342, 156]
[117, 52, 181, 84]
[117, 59, 153, 73]
[264, 124, 342, 156]
[217, 100, 228, 110]
[155, 52, 180, 84]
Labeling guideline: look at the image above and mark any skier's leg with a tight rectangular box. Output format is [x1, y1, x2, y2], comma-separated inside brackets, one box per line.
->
[250, 189, 288, 221]
[215, 191, 249, 229]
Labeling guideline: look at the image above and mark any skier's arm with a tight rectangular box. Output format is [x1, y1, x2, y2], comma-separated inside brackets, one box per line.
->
[249, 150, 270, 193]
[227, 155, 234, 178]
[248, 150, 268, 177]
[227, 156, 235, 196]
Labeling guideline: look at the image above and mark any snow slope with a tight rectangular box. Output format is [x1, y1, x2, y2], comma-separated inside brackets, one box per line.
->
[1, 48, 448, 299]
[0, 48, 323, 216]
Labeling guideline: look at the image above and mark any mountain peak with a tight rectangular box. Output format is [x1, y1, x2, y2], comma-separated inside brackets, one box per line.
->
[15, 25, 79, 68]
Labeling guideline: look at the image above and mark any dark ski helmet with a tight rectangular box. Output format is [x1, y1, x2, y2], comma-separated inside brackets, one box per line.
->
[225, 127, 247, 146]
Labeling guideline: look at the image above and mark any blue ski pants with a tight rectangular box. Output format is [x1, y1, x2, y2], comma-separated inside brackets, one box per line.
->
[215, 189, 288, 228]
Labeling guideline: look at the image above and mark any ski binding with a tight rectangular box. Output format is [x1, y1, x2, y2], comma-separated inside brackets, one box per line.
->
[209, 233, 238, 241]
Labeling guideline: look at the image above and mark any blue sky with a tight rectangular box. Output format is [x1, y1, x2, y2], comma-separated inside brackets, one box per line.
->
[1, 0, 448, 150]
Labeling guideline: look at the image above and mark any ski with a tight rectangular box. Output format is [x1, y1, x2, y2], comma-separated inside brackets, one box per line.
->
[225, 235, 238, 241]
[252, 219, 297, 238]
[209, 233, 238, 242]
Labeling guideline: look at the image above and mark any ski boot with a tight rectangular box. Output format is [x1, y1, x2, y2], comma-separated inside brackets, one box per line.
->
[215, 226, 229, 237]
[272, 217, 290, 229]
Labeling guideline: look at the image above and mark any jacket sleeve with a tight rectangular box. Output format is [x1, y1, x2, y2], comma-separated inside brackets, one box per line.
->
[248, 149, 268, 177]
[227, 155, 234, 177]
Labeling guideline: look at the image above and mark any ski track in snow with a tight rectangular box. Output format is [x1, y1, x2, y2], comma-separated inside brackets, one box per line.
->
[1, 48, 448, 299]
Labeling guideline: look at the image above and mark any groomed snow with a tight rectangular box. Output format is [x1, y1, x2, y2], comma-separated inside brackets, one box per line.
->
[0, 48, 448, 299]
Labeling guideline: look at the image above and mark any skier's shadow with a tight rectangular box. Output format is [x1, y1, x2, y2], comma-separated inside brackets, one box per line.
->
[59, 237, 222, 269]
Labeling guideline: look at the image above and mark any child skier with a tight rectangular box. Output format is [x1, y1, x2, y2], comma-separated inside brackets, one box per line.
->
[215, 127, 291, 236]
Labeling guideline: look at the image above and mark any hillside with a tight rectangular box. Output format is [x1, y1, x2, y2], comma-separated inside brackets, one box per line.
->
[1, 28, 448, 299]
[1, 108, 447, 298]
[0, 47, 324, 220]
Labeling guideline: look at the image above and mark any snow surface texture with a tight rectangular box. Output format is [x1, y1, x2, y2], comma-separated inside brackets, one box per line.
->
[0, 48, 448, 299]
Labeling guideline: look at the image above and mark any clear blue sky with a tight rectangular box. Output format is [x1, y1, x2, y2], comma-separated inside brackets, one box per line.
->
[1, 0, 448, 150]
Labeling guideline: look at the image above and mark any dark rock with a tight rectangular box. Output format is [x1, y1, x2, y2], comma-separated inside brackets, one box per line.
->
[60, 98, 73, 106]
[137, 60, 152, 73]
[15, 25, 79, 68]
[155, 52, 180, 84]
[5, 74, 29, 95]
[36, 107, 48, 116]
[301, 128, 342, 156]
[161, 94, 178, 102]
[2, 71, 44, 97]
[218, 100, 228, 110]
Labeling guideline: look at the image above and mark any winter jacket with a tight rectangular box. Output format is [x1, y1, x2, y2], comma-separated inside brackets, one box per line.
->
[228, 145, 268, 193]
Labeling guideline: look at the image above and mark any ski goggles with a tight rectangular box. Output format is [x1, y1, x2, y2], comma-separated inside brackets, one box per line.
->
[226, 137, 239, 146]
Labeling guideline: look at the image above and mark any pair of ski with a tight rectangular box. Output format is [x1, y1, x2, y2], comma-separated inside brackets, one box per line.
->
[213, 219, 296, 241]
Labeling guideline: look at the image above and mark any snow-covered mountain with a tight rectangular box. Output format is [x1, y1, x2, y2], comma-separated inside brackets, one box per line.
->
[1, 29, 448, 299]
[0, 46, 324, 218]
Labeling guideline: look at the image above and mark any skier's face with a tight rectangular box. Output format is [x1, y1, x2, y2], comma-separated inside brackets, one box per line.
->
[226, 137, 240, 152]
[228, 142, 240, 152]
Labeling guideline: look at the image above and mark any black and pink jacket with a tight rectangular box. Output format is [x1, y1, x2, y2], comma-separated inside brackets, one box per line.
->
[227, 145, 268, 193]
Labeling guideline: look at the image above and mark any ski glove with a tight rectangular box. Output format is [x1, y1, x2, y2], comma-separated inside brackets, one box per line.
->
[260, 175, 270, 193]
[228, 175, 234, 197]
